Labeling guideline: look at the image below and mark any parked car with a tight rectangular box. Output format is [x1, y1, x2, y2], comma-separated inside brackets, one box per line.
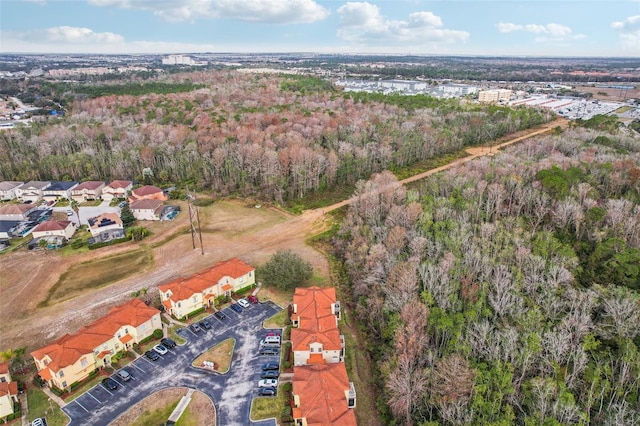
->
[238, 298, 250, 308]
[102, 377, 118, 390]
[261, 370, 279, 379]
[260, 347, 279, 356]
[247, 295, 259, 304]
[189, 323, 201, 333]
[214, 311, 227, 320]
[260, 340, 280, 348]
[66, 210, 73, 216]
[116, 369, 131, 381]
[153, 344, 169, 355]
[145, 350, 160, 361]
[200, 320, 212, 330]
[230, 303, 243, 313]
[258, 379, 278, 388]
[258, 387, 277, 396]
[161, 337, 177, 348]
[262, 362, 279, 371]
[32, 418, 47, 426]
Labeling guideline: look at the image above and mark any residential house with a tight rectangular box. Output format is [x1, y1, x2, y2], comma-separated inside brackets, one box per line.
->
[0, 181, 23, 201]
[87, 213, 123, 238]
[0, 203, 37, 221]
[129, 185, 168, 203]
[71, 181, 105, 202]
[130, 199, 164, 221]
[102, 180, 133, 202]
[0, 363, 19, 420]
[0, 221, 20, 240]
[159, 258, 255, 319]
[291, 363, 357, 426]
[31, 299, 160, 391]
[32, 220, 76, 241]
[15, 181, 51, 203]
[291, 287, 344, 366]
[43, 181, 78, 201]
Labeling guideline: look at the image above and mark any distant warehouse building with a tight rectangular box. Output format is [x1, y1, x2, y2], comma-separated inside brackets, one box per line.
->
[478, 89, 513, 103]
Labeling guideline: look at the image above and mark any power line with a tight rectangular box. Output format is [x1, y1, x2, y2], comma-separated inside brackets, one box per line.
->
[186, 189, 204, 255]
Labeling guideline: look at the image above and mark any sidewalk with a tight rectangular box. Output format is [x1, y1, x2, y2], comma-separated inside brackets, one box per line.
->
[41, 385, 66, 408]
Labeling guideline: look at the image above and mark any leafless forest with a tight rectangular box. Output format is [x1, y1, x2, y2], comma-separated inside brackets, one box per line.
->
[335, 128, 640, 425]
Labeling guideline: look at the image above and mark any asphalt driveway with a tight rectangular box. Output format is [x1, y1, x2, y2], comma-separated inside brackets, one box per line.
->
[62, 301, 282, 426]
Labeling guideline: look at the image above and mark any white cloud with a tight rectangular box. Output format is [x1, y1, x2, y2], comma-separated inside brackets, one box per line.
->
[88, 0, 330, 24]
[611, 15, 640, 50]
[496, 21, 583, 42]
[336, 2, 469, 46]
[1, 26, 216, 53]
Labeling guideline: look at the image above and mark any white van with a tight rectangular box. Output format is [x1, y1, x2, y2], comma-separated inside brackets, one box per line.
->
[263, 335, 281, 344]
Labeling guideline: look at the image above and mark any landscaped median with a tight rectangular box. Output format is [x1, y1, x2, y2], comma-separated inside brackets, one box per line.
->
[192, 338, 235, 374]
[250, 382, 292, 423]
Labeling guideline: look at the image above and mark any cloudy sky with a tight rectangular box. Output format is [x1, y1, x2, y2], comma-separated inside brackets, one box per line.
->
[1, 0, 639, 56]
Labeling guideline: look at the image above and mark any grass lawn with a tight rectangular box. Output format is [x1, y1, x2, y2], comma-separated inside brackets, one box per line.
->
[250, 386, 288, 421]
[129, 400, 180, 426]
[262, 309, 288, 329]
[26, 386, 68, 426]
[40, 248, 153, 306]
[256, 285, 290, 308]
[168, 324, 187, 345]
[192, 338, 235, 373]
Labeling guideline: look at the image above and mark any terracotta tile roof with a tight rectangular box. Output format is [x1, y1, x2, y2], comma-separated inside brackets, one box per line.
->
[97, 350, 110, 359]
[0, 204, 35, 215]
[119, 334, 133, 344]
[158, 258, 254, 303]
[31, 299, 159, 372]
[38, 368, 52, 382]
[292, 364, 357, 426]
[0, 381, 18, 397]
[221, 284, 232, 291]
[106, 180, 132, 189]
[130, 199, 164, 211]
[33, 220, 72, 233]
[132, 185, 163, 196]
[307, 353, 326, 365]
[73, 181, 104, 191]
[0, 362, 8, 375]
[292, 287, 341, 351]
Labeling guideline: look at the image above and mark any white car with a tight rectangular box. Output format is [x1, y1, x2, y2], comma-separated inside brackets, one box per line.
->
[66, 210, 73, 216]
[238, 298, 251, 308]
[258, 379, 278, 388]
[153, 344, 169, 355]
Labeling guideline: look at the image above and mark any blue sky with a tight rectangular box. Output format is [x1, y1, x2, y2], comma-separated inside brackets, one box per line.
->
[1, 0, 639, 56]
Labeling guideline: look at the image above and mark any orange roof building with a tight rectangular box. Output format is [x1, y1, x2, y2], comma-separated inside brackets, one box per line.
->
[291, 287, 344, 366]
[129, 185, 168, 202]
[31, 299, 161, 391]
[158, 258, 255, 319]
[292, 363, 357, 426]
[102, 180, 133, 201]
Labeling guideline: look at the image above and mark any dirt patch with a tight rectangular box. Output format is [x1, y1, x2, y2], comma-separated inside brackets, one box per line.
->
[110, 387, 214, 426]
[575, 85, 640, 102]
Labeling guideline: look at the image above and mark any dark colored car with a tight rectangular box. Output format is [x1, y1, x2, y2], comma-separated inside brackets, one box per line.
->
[260, 347, 278, 356]
[145, 350, 160, 361]
[200, 320, 212, 330]
[247, 295, 259, 304]
[258, 387, 277, 396]
[189, 323, 201, 333]
[161, 337, 177, 348]
[102, 377, 118, 390]
[261, 370, 279, 379]
[214, 311, 227, 320]
[230, 303, 243, 313]
[262, 362, 279, 371]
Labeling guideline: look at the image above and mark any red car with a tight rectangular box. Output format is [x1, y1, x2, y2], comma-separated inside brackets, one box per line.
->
[247, 295, 259, 304]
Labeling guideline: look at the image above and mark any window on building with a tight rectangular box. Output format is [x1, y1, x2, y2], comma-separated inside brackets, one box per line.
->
[110, 349, 114, 355]
[102, 344, 108, 350]
[117, 332, 121, 338]
[140, 324, 147, 331]
[193, 295, 197, 302]
[59, 371, 64, 378]
[62, 381, 67, 388]
[348, 398, 355, 408]
[0, 377, 6, 383]
[125, 328, 129, 334]
[81, 359, 88, 368]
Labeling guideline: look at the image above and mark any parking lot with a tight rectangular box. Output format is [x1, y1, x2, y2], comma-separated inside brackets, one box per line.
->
[62, 301, 283, 426]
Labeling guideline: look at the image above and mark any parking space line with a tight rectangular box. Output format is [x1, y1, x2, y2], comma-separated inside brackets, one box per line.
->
[132, 363, 145, 372]
[101, 385, 113, 396]
[74, 399, 89, 412]
[140, 357, 154, 365]
[112, 377, 125, 386]
[86, 391, 101, 404]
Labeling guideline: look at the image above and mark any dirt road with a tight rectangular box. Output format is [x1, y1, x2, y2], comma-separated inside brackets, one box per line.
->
[0, 118, 566, 351]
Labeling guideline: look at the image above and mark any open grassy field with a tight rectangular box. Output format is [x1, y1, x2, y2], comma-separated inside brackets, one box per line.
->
[192, 338, 235, 373]
[40, 248, 153, 306]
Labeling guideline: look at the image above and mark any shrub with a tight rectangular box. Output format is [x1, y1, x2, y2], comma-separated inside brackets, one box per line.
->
[153, 329, 163, 339]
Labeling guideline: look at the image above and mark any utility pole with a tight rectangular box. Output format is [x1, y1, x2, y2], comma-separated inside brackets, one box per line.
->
[186, 189, 204, 255]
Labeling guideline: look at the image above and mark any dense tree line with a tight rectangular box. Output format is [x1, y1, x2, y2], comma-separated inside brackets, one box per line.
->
[333, 128, 640, 425]
[0, 71, 550, 204]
